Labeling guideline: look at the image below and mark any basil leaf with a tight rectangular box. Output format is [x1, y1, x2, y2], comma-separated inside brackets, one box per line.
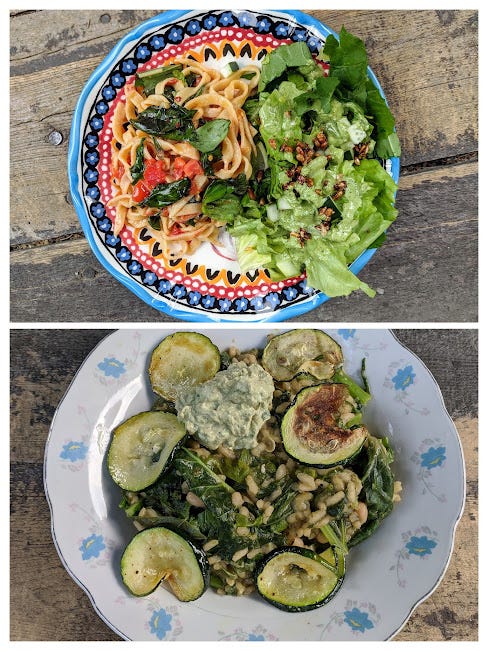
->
[129, 138, 146, 183]
[202, 174, 248, 208]
[188, 119, 231, 153]
[202, 179, 232, 207]
[140, 178, 191, 208]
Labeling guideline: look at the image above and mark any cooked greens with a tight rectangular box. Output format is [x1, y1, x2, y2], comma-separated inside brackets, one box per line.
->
[112, 329, 400, 606]
[129, 138, 146, 184]
[131, 105, 230, 153]
[140, 177, 191, 208]
[135, 63, 185, 96]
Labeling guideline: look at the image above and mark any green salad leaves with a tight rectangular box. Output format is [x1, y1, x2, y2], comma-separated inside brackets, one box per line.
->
[211, 26, 401, 299]
[319, 27, 401, 159]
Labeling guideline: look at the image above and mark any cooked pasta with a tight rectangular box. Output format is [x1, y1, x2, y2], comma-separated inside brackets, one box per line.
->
[108, 58, 260, 258]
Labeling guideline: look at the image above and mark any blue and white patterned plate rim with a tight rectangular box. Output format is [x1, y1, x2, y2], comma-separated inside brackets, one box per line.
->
[68, 9, 401, 322]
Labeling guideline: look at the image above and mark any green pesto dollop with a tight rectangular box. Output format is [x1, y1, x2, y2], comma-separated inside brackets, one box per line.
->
[175, 362, 275, 450]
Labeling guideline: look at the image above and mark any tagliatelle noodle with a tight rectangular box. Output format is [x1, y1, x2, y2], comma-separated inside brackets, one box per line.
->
[108, 58, 260, 258]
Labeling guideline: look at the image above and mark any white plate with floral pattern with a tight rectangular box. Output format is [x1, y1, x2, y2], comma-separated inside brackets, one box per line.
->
[44, 328, 464, 640]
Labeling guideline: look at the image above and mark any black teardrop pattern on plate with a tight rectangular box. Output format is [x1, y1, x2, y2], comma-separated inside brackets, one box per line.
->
[152, 242, 163, 257]
[257, 48, 269, 60]
[168, 257, 182, 267]
[186, 262, 198, 275]
[226, 271, 240, 285]
[239, 43, 252, 58]
[204, 48, 217, 60]
[246, 269, 259, 282]
[262, 268, 271, 279]
[206, 268, 220, 281]
[186, 53, 198, 61]
[223, 43, 236, 57]
[139, 228, 152, 242]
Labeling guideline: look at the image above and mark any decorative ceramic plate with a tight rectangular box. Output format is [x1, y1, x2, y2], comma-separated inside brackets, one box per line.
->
[68, 9, 400, 322]
[45, 328, 464, 641]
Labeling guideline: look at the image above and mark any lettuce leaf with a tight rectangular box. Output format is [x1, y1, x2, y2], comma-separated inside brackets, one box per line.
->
[225, 155, 395, 298]
[258, 81, 304, 152]
[259, 42, 314, 91]
[304, 239, 375, 298]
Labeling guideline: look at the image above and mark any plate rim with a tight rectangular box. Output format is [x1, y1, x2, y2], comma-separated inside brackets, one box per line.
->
[67, 9, 401, 322]
[44, 328, 466, 640]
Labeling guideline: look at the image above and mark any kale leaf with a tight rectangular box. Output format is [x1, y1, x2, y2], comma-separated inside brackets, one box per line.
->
[349, 435, 395, 546]
[131, 103, 196, 140]
[140, 177, 191, 208]
[129, 138, 146, 183]
[131, 105, 230, 153]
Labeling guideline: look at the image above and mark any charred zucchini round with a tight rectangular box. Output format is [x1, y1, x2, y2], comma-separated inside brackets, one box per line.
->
[121, 526, 209, 601]
[107, 410, 186, 491]
[149, 331, 220, 402]
[281, 384, 367, 467]
[262, 329, 343, 381]
[255, 546, 343, 612]
[279, 371, 322, 398]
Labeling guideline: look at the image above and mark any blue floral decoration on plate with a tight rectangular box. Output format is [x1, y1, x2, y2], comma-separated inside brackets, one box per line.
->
[405, 535, 438, 557]
[421, 446, 446, 469]
[60, 440, 88, 462]
[344, 607, 375, 633]
[149, 608, 173, 640]
[392, 364, 415, 391]
[80, 533, 106, 560]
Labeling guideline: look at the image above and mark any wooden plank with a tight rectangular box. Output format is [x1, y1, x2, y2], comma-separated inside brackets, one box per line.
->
[10, 10, 158, 75]
[10, 10, 478, 246]
[10, 161, 477, 322]
[9, 329, 477, 640]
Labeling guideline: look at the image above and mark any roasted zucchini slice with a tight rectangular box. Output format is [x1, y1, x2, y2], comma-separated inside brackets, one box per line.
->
[255, 546, 343, 612]
[107, 411, 186, 491]
[149, 331, 220, 402]
[279, 371, 322, 398]
[262, 329, 343, 381]
[121, 526, 209, 601]
[281, 384, 367, 467]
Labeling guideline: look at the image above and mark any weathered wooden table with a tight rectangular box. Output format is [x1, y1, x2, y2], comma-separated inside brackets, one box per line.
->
[10, 328, 477, 641]
[10, 10, 478, 322]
